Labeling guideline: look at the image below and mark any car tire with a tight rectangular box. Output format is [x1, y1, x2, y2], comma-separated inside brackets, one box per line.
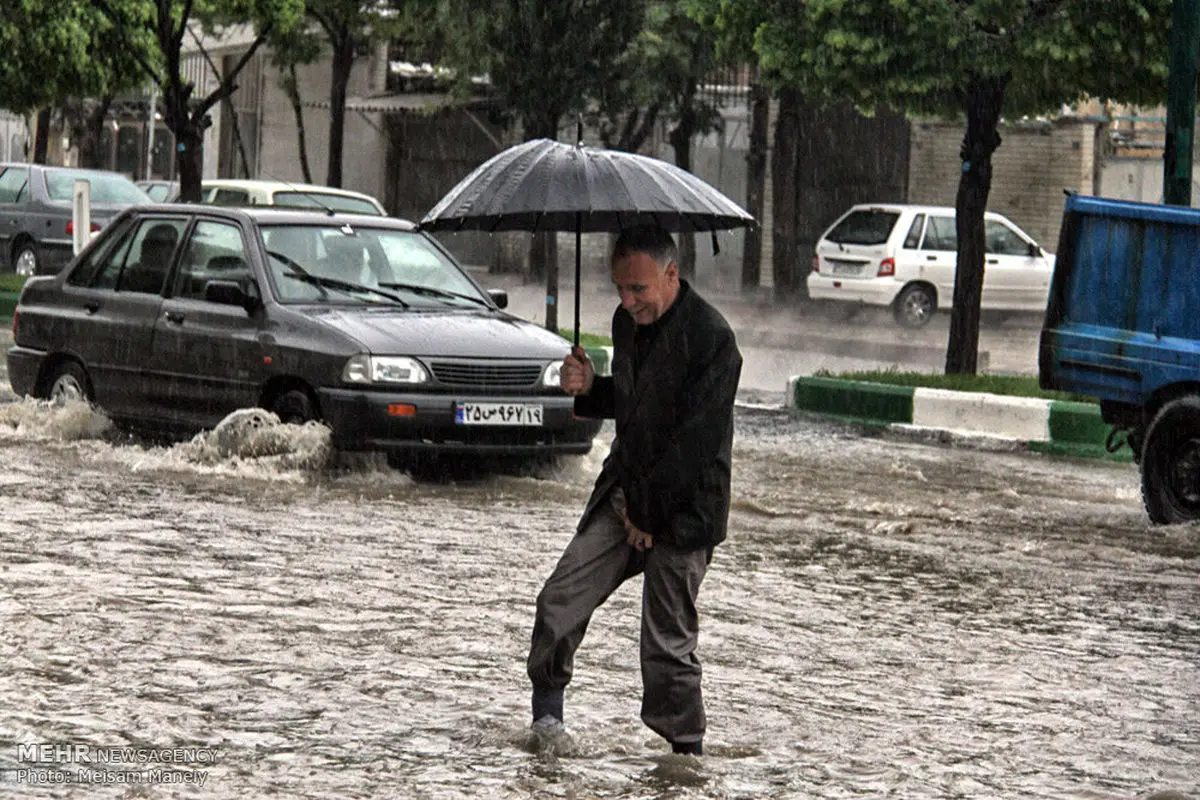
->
[271, 388, 318, 425]
[13, 240, 38, 277]
[893, 284, 936, 328]
[45, 361, 92, 404]
[1140, 396, 1200, 524]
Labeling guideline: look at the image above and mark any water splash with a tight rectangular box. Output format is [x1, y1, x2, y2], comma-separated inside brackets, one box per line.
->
[0, 397, 111, 440]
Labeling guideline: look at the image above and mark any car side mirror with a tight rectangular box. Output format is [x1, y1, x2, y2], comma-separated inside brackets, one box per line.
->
[487, 288, 508, 309]
[205, 279, 261, 313]
[1028, 242, 1041, 258]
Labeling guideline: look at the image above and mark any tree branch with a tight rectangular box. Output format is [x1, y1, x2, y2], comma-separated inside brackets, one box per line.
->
[195, 25, 273, 119]
[173, 0, 196, 53]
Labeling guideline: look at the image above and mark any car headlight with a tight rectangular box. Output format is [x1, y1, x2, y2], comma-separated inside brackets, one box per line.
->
[342, 355, 429, 384]
[541, 360, 563, 388]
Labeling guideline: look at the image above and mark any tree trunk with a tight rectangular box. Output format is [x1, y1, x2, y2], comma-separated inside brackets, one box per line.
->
[669, 86, 699, 280]
[222, 93, 252, 178]
[78, 97, 113, 169]
[284, 64, 314, 184]
[326, 30, 355, 188]
[771, 87, 802, 299]
[945, 76, 1009, 376]
[742, 77, 768, 292]
[33, 108, 51, 164]
[523, 113, 561, 332]
[175, 124, 206, 202]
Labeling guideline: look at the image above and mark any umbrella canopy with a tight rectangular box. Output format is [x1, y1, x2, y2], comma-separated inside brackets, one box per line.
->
[420, 138, 755, 234]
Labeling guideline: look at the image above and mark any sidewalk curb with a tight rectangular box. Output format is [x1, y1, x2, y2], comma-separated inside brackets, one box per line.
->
[786, 376, 1130, 462]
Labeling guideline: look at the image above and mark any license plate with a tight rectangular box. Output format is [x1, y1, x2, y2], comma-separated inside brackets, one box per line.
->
[829, 261, 863, 276]
[455, 402, 544, 426]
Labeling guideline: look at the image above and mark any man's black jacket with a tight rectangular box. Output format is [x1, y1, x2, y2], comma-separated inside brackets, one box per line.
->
[575, 281, 742, 551]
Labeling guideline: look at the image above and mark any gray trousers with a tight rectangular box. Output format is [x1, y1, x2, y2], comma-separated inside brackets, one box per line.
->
[527, 491, 709, 743]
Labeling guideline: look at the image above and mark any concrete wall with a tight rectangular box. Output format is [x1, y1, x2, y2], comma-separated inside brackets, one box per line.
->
[907, 118, 1102, 251]
[0, 112, 28, 162]
[1097, 157, 1200, 206]
[257, 52, 389, 204]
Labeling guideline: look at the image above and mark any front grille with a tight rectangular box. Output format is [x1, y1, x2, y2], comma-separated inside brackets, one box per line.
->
[429, 361, 543, 389]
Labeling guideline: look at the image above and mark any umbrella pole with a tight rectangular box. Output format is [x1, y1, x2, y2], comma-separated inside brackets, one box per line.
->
[574, 214, 582, 349]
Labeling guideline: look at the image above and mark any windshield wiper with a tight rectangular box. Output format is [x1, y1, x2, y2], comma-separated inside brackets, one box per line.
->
[267, 250, 409, 307]
[378, 281, 489, 307]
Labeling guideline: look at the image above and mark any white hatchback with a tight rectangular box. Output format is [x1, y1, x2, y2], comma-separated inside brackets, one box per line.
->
[806, 203, 1055, 327]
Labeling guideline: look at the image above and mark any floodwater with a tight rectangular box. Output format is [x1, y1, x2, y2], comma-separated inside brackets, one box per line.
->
[0, 399, 1197, 799]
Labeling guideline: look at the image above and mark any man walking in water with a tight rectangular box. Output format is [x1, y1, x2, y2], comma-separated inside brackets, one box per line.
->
[527, 224, 742, 755]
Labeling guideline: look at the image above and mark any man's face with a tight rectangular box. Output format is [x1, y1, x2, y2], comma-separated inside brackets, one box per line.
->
[611, 251, 679, 326]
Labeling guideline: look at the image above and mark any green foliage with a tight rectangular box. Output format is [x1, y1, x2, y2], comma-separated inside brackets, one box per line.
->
[812, 367, 1093, 403]
[425, 0, 646, 138]
[690, 0, 1170, 118]
[0, 274, 28, 293]
[0, 0, 152, 113]
[558, 329, 613, 347]
[591, 1, 723, 152]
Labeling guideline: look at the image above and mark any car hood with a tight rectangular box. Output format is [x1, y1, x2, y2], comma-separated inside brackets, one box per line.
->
[307, 307, 574, 359]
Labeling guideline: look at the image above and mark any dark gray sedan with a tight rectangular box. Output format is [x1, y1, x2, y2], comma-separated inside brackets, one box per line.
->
[0, 163, 152, 275]
[6, 205, 601, 462]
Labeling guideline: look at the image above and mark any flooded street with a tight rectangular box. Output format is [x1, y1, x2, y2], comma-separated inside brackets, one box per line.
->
[0, 399, 1196, 799]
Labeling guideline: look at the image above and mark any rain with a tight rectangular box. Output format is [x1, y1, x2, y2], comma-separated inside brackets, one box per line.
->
[0, 288, 1196, 798]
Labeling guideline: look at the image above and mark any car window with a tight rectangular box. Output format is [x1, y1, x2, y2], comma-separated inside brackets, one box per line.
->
[923, 216, 958, 251]
[824, 210, 900, 246]
[902, 214, 926, 249]
[67, 217, 135, 287]
[985, 219, 1032, 256]
[208, 188, 251, 206]
[116, 219, 187, 294]
[260, 224, 483, 305]
[145, 184, 172, 202]
[174, 220, 253, 300]
[0, 167, 28, 203]
[43, 170, 150, 205]
[272, 191, 382, 215]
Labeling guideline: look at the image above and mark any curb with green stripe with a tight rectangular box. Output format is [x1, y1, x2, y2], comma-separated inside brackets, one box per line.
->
[787, 376, 1129, 462]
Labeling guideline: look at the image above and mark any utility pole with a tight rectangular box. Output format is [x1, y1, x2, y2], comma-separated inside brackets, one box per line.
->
[1164, 0, 1200, 206]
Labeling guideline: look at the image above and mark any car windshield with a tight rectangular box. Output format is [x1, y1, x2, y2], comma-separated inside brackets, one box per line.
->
[260, 224, 487, 306]
[44, 170, 151, 205]
[272, 192, 382, 215]
[825, 209, 900, 246]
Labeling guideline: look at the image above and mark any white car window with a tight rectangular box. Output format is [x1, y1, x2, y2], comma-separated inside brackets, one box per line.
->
[985, 220, 1032, 256]
[924, 216, 958, 251]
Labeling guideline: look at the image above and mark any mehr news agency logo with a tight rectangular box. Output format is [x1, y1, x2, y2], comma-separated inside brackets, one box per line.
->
[6, 743, 217, 787]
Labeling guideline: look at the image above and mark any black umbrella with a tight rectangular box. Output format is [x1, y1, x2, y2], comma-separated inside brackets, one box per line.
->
[420, 136, 755, 346]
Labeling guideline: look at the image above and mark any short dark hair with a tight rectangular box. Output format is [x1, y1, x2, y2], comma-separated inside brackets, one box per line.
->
[612, 224, 678, 270]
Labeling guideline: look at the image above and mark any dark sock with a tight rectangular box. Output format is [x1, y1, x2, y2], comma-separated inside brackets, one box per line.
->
[671, 740, 703, 756]
[531, 687, 564, 723]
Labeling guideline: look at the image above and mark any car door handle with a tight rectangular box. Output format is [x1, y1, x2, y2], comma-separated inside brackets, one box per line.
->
[83, 301, 100, 314]
[926, 255, 937, 261]
[987, 259, 999, 264]
[164, 310, 185, 324]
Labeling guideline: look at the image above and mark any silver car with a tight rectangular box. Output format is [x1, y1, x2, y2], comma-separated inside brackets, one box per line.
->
[0, 163, 152, 276]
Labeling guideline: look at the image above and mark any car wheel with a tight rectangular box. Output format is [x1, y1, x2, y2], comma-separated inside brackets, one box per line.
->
[46, 361, 92, 404]
[13, 240, 38, 277]
[893, 284, 936, 328]
[271, 388, 318, 425]
[1140, 396, 1200, 524]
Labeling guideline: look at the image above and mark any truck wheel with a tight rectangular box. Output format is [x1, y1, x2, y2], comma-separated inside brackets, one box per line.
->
[893, 284, 936, 328]
[1140, 397, 1200, 524]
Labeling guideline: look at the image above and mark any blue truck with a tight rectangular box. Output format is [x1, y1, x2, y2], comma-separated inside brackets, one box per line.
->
[1039, 194, 1200, 524]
